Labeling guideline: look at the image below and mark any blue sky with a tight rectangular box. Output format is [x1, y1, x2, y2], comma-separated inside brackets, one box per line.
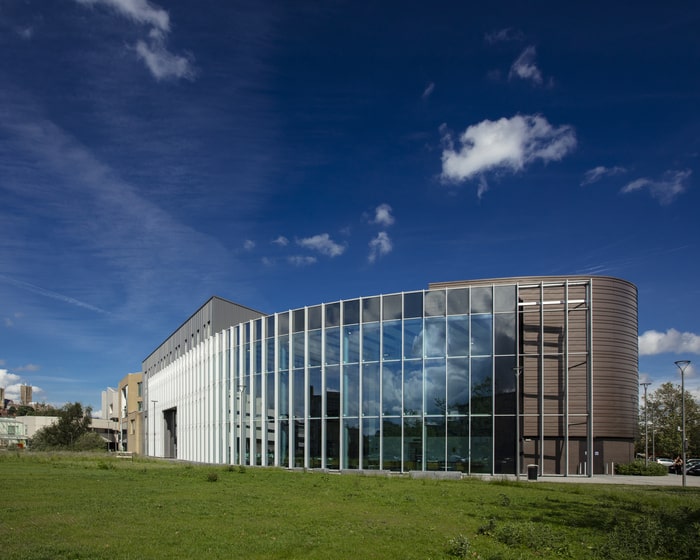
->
[1, 0, 698, 413]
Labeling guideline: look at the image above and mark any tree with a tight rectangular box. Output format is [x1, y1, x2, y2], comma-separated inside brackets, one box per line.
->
[637, 382, 700, 459]
[30, 402, 95, 451]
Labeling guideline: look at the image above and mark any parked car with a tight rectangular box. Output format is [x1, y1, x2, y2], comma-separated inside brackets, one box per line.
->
[686, 464, 700, 476]
[655, 457, 674, 468]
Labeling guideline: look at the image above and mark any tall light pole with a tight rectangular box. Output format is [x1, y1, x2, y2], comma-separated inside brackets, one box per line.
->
[640, 382, 651, 467]
[513, 366, 522, 480]
[151, 399, 158, 457]
[674, 360, 690, 488]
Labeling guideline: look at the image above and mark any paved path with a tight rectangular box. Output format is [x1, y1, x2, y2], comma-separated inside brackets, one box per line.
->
[518, 473, 700, 487]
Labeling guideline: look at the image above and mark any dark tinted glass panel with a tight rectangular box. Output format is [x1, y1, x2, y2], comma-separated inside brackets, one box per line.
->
[447, 315, 470, 357]
[309, 367, 322, 417]
[447, 417, 469, 472]
[325, 327, 340, 365]
[362, 418, 381, 469]
[471, 287, 492, 313]
[403, 360, 423, 415]
[447, 358, 469, 415]
[425, 417, 446, 469]
[362, 322, 380, 362]
[277, 312, 289, 336]
[344, 418, 360, 469]
[325, 303, 340, 327]
[362, 362, 380, 416]
[343, 299, 360, 325]
[326, 418, 339, 469]
[403, 417, 422, 469]
[382, 320, 402, 361]
[424, 317, 446, 358]
[265, 338, 274, 372]
[308, 329, 322, 367]
[362, 297, 380, 323]
[309, 418, 321, 468]
[254, 318, 262, 341]
[404, 291, 424, 318]
[403, 318, 423, 359]
[278, 370, 289, 418]
[494, 285, 516, 313]
[279, 419, 290, 466]
[293, 309, 305, 332]
[494, 356, 517, 414]
[471, 357, 492, 414]
[343, 364, 359, 417]
[470, 416, 492, 474]
[494, 416, 516, 475]
[254, 340, 262, 373]
[266, 315, 275, 337]
[382, 362, 402, 415]
[471, 314, 492, 355]
[308, 306, 322, 330]
[383, 294, 402, 320]
[266, 372, 275, 420]
[494, 313, 516, 355]
[278, 335, 289, 369]
[343, 325, 360, 363]
[425, 290, 446, 317]
[325, 365, 340, 417]
[382, 418, 402, 471]
[447, 288, 469, 315]
[292, 369, 305, 418]
[293, 420, 304, 467]
[425, 359, 446, 415]
[292, 332, 305, 369]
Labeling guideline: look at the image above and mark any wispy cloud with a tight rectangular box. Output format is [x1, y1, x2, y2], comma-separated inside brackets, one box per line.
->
[75, 0, 195, 81]
[297, 233, 345, 257]
[484, 27, 524, 45]
[244, 239, 255, 251]
[422, 82, 435, 100]
[581, 165, 627, 186]
[272, 236, 289, 247]
[0, 274, 110, 315]
[440, 114, 576, 196]
[509, 46, 543, 85]
[288, 255, 317, 267]
[639, 328, 700, 356]
[370, 204, 395, 227]
[368, 232, 392, 263]
[621, 169, 691, 204]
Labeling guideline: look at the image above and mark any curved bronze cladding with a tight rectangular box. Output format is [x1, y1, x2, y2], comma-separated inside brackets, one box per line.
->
[590, 277, 638, 439]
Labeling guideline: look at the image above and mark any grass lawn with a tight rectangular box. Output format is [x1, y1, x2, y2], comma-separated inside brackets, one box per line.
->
[1, 452, 699, 560]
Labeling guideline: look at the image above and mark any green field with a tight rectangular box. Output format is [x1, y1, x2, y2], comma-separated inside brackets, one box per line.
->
[1, 452, 698, 560]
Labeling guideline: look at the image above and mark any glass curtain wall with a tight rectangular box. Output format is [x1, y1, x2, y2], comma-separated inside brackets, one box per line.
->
[232, 285, 518, 474]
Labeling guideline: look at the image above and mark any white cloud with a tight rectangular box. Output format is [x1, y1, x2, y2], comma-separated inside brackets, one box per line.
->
[440, 114, 576, 193]
[272, 235, 289, 246]
[16, 364, 40, 372]
[621, 169, 691, 205]
[75, 0, 195, 81]
[581, 165, 627, 186]
[368, 232, 392, 263]
[422, 82, 435, 100]
[288, 255, 317, 267]
[639, 328, 700, 356]
[484, 28, 524, 45]
[243, 239, 255, 250]
[371, 203, 395, 227]
[297, 233, 345, 257]
[509, 46, 542, 85]
[0, 368, 42, 402]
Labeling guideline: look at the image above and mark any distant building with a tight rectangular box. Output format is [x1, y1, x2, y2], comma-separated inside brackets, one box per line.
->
[20, 385, 32, 406]
[0, 417, 28, 448]
[143, 277, 638, 477]
[118, 373, 144, 454]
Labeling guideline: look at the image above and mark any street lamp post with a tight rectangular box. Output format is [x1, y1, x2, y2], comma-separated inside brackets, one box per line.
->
[516, 368, 521, 481]
[640, 382, 651, 467]
[151, 399, 158, 457]
[674, 360, 691, 488]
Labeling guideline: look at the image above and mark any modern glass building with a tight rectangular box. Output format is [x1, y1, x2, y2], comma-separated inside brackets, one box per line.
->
[143, 276, 638, 476]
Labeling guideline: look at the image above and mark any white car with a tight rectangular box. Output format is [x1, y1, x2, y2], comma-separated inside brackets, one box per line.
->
[655, 457, 674, 467]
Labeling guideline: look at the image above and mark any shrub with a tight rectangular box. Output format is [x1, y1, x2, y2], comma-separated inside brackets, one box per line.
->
[615, 460, 668, 476]
[206, 471, 219, 482]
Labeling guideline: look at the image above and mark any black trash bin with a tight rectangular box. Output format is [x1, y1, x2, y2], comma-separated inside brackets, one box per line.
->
[527, 464, 538, 481]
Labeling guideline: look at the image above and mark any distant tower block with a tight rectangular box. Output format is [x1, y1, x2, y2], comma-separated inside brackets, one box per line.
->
[0, 387, 5, 408]
[20, 385, 32, 405]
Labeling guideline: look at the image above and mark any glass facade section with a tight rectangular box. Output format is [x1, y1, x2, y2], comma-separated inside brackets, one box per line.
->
[208, 286, 527, 474]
